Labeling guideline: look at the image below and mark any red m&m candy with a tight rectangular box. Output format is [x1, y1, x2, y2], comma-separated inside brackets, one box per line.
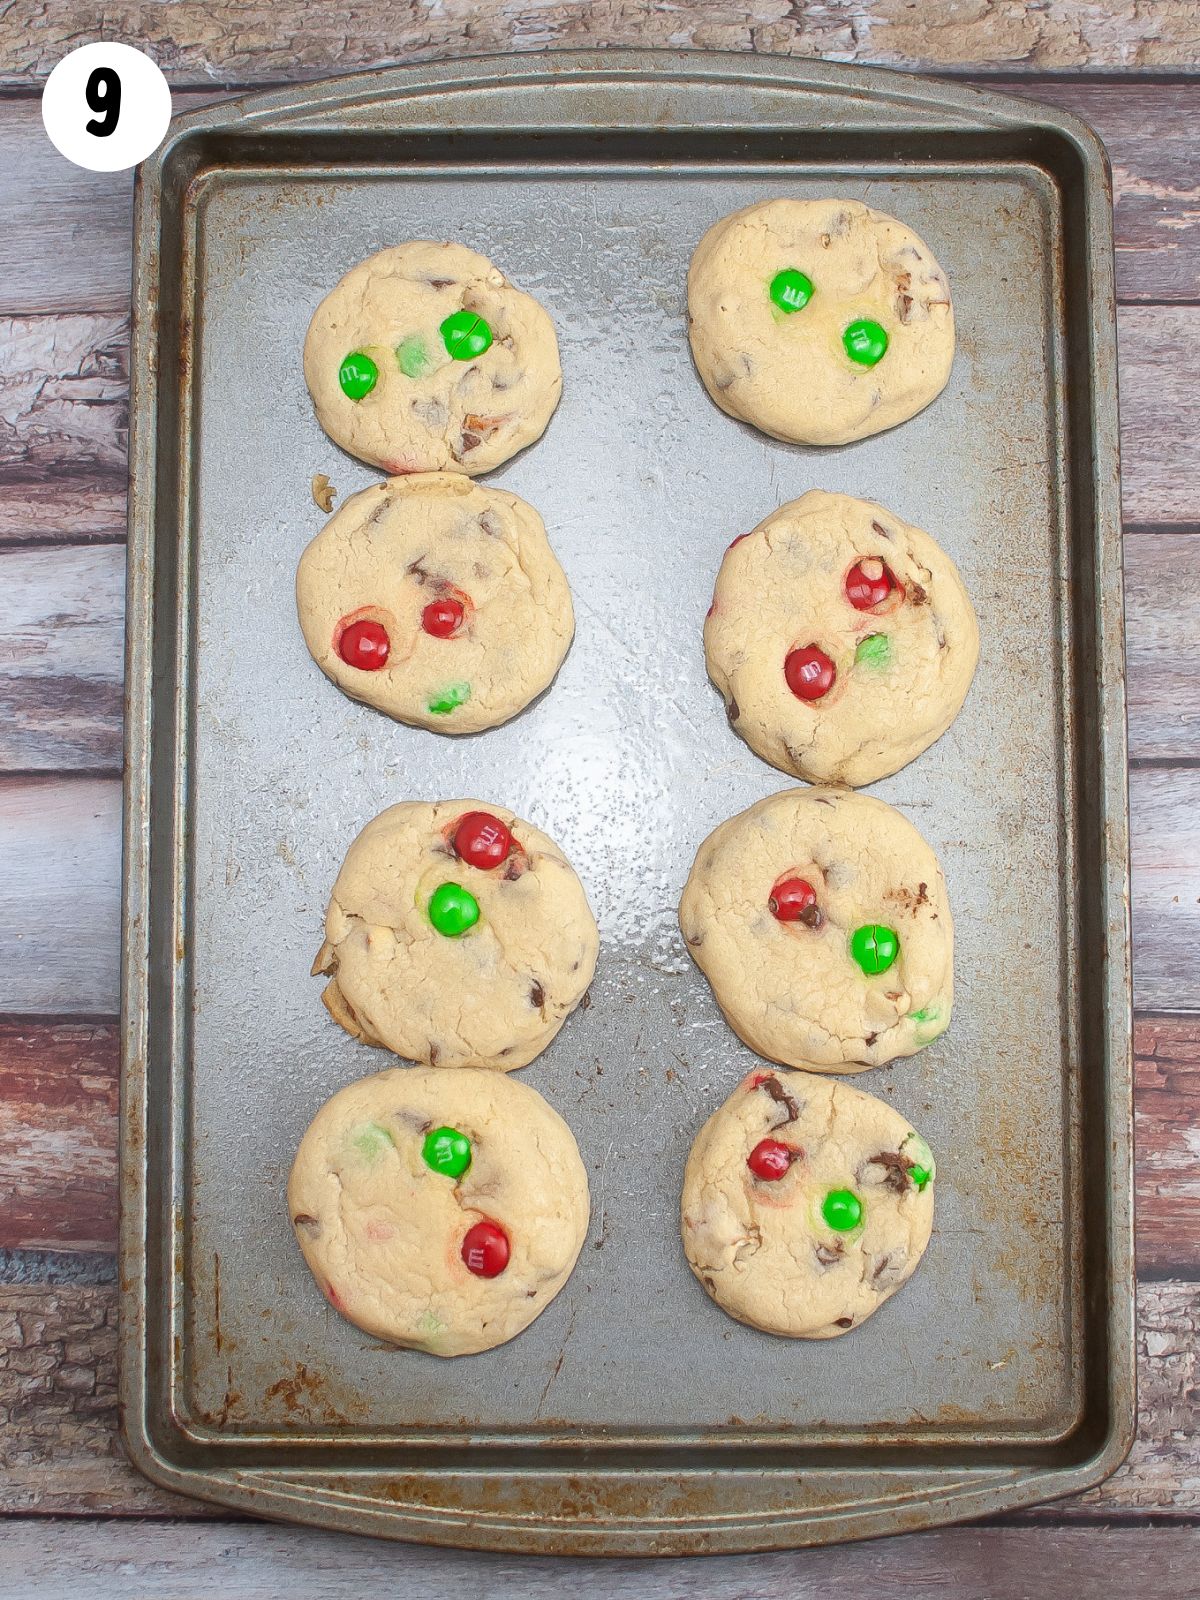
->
[784, 644, 836, 701]
[337, 619, 390, 670]
[422, 597, 466, 638]
[747, 1139, 799, 1181]
[461, 1218, 510, 1278]
[845, 558, 895, 611]
[769, 877, 821, 926]
[453, 810, 513, 870]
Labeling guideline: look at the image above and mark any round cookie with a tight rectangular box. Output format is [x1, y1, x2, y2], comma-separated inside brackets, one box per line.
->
[678, 788, 953, 1069]
[681, 1066, 935, 1339]
[296, 474, 573, 734]
[314, 800, 599, 1071]
[289, 1066, 589, 1356]
[304, 241, 562, 475]
[688, 198, 954, 446]
[706, 490, 978, 786]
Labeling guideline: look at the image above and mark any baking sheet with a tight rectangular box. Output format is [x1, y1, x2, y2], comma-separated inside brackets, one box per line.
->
[121, 52, 1133, 1552]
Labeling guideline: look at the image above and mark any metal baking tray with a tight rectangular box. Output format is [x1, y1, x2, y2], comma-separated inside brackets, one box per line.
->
[120, 51, 1133, 1553]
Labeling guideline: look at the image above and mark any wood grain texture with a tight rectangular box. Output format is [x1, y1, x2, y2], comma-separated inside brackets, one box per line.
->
[0, 1284, 198, 1517]
[1119, 307, 1200, 528]
[0, 94, 216, 318]
[1136, 1016, 1200, 1276]
[1126, 529, 1200, 761]
[2, 1521, 1200, 1600]
[0, 544, 124, 772]
[5, 0, 1200, 88]
[1131, 767, 1200, 1013]
[0, 778, 121, 1014]
[0, 1020, 117, 1253]
[0, 1276, 1194, 1521]
[3, 82, 1200, 314]
[0, 314, 128, 548]
[999, 79, 1200, 304]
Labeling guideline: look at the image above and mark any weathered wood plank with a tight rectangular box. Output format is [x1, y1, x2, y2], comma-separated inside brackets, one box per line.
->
[1131, 766, 1200, 1013]
[3, 766, 1192, 1014]
[1068, 1280, 1200, 1516]
[0, 1276, 1194, 1520]
[0, 1521, 1199, 1600]
[6, 0, 1200, 89]
[3, 82, 1200, 314]
[0, 1020, 117, 1253]
[1135, 1016, 1200, 1278]
[4, 1015, 1194, 1269]
[0, 778, 121, 1015]
[0, 305, 1193, 550]
[0, 314, 128, 548]
[0, 93, 219, 318]
[1002, 80, 1200, 304]
[0, 544, 124, 772]
[0, 1283, 203, 1517]
[1126, 529, 1200, 762]
[1119, 306, 1200, 528]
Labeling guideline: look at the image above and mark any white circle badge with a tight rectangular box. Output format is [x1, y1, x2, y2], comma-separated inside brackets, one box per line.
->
[42, 42, 172, 173]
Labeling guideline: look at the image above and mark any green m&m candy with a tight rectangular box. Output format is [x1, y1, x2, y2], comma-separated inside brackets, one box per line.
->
[902, 1131, 935, 1191]
[339, 350, 378, 400]
[428, 882, 480, 937]
[769, 268, 813, 313]
[850, 923, 899, 976]
[440, 309, 493, 361]
[822, 1188, 863, 1232]
[422, 1125, 472, 1180]
[855, 632, 890, 668]
[843, 318, 888, 367]
[396, 335, 432, 379]
[352, 1121, 395, 1160]
[428, 682, 471, 716]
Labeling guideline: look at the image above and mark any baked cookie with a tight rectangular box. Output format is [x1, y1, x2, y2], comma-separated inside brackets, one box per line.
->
[681, 1067, 935, 1339]
[289, 1066, 589, 1356]
[295, 474, 573, 734]
[314, 800, 599, 1071]
[679, 788, 952, 1069]
[688, 198, 953, 446]
[304, 241, 562, 475]
[706, 490, 978, 786]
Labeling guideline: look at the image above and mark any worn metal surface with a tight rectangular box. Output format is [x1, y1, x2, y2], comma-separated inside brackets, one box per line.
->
[120, 52, 1133, 1553]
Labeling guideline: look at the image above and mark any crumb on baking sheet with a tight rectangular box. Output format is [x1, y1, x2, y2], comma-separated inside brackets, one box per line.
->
[311, 473, 336, 513]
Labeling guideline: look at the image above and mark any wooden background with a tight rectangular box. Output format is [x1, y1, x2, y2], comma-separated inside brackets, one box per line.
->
[1, 1, 1199, 1592]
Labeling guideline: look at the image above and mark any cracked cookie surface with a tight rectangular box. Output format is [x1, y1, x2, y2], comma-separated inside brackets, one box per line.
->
[296, 474, 573, 733]
[289, 1066, 589, 1356]
[682, 1067, 935, 1339]
[706, 490, 978, 786]
[679, 787, 953, 1069]
[688, 198, 954, 446]
[304, 241, 562, 474]
[314, 800, 599, 1071]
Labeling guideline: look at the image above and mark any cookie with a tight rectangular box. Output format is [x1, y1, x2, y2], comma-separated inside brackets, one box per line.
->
[706, 490, 978, 786]
[314, 800, 599, 1071]
[296, 474, 573, 734]
[681, 1067, 935, 1339]
[679, 788, 953, 1069]
[304, 241, 562, 475]
[688, 198, 953, 446]
[289, 1066, 589, 1356]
